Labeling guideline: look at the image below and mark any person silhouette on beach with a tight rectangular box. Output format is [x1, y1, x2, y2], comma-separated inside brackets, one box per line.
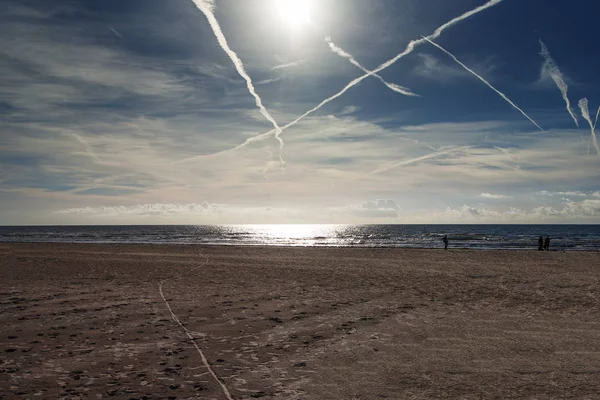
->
[442, 235, 448, 251]
[544, 236, 550, 251]
[538, 236, 544, 251]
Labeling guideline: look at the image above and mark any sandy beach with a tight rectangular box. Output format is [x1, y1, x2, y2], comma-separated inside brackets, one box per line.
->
[1, 243, 599, 399]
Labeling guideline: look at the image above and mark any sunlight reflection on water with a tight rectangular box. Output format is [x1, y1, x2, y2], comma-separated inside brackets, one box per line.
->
[223, 224, 344, 246]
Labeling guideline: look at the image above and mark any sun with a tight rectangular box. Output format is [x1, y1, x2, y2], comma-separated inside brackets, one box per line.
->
[275, 0, 313, 28]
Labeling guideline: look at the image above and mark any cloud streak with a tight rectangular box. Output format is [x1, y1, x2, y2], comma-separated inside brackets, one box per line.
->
[369, 146, 472, 175]
[423, 36, 544, 132]
[71, 133, 100, 163]
[325, 37, 419, 97]
[578, 98, 600, 156]
[539, 40, 578, 127]
[271, 60, 305, 70]
[190, 0, 284, 154]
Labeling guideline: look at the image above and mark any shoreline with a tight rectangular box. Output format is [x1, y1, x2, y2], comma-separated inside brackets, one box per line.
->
[2, 241, 597, 252]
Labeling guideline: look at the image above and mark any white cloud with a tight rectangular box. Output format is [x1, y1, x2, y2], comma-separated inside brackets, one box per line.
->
[413, 53, 497, 82]
[538, 191, 588, 197]
[50, 196, 600, 225]
[54, 199, 403, 223]
[363, 199, 401, 210]
[419, 199, 600, 223]
[327, 199, 402, 220]
[339, 105, 361, 116]
[481, 192, 510, 199]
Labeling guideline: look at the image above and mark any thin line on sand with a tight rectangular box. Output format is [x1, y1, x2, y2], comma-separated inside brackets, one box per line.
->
[157, 251, 234, 400]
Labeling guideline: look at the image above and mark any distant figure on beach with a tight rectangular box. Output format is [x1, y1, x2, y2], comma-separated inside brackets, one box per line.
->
[538, 236, 544, 251]
[442, 235, 448, 250]
[544, 236, 550, 251]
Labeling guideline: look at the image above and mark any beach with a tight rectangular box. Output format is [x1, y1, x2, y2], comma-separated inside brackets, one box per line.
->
[1, 243, 599, 399]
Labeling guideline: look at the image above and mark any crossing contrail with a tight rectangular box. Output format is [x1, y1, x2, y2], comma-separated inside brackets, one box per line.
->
[539, 40, 578, 127]
[578, 98, 600, 156]
[178, 0, 505, 163]
[595, 105, 600, 129]
[325, 37, 419, 97]
[423, 37, 544, 132]
[190, 0, 284, 156]
[274, 0, 506, 139]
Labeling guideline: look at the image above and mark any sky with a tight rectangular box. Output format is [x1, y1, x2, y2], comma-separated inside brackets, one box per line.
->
[1, 0, 600, 225]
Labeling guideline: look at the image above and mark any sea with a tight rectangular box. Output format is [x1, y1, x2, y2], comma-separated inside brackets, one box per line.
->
[0, 225, 599, 251]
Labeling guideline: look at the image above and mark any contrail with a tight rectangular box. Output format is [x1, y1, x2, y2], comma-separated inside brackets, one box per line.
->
[423, 37, 544, 132]
[369, 146, 472, 175]
[595, 105, 600, 129]
[190, 0, 284, 153]
[257, 76, 285, 85]
[325, 37, 419, 97]
[107, 26, 123, 39]
[178, 0, 504, 163]
[578, 98, 600, 156]
[539, 40, 578, 127]
[271, 60, 305, 70]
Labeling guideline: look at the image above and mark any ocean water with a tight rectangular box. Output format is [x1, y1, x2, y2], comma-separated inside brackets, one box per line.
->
[0, 225, 599, 251]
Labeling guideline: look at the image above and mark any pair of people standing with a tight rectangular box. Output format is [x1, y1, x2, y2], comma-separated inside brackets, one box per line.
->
[538, 236, 550, 251]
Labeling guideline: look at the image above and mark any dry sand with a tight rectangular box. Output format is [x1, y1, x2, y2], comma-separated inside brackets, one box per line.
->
[1, 243, 599, 399]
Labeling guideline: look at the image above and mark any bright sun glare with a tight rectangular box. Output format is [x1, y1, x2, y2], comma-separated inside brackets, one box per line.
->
[275, 0, 313, 28]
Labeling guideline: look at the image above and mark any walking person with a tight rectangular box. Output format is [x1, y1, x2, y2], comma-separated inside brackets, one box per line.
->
[544, 236, 550, 251]
[538, 236, 544, 251]
[442, 235, 449, 251]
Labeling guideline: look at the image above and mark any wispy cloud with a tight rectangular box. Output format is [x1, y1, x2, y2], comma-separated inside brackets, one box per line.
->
[423, 36, 544, 132]
[71, 133, 100, 163]
[339, 105, 360, 116]
[414, 53, 496, 82]
[538, 40, 578, 127]
[4, 106, 599, 224]
[578, 98, 600, 156]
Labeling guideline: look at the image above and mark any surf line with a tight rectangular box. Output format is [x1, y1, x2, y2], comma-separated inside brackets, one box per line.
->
[157, 250, 234, 400]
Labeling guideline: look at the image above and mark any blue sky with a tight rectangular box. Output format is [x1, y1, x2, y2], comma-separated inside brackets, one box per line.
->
[1, 0, 600, 224]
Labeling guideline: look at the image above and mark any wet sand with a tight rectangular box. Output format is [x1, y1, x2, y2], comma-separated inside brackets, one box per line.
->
[1, 243, 599, 399]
